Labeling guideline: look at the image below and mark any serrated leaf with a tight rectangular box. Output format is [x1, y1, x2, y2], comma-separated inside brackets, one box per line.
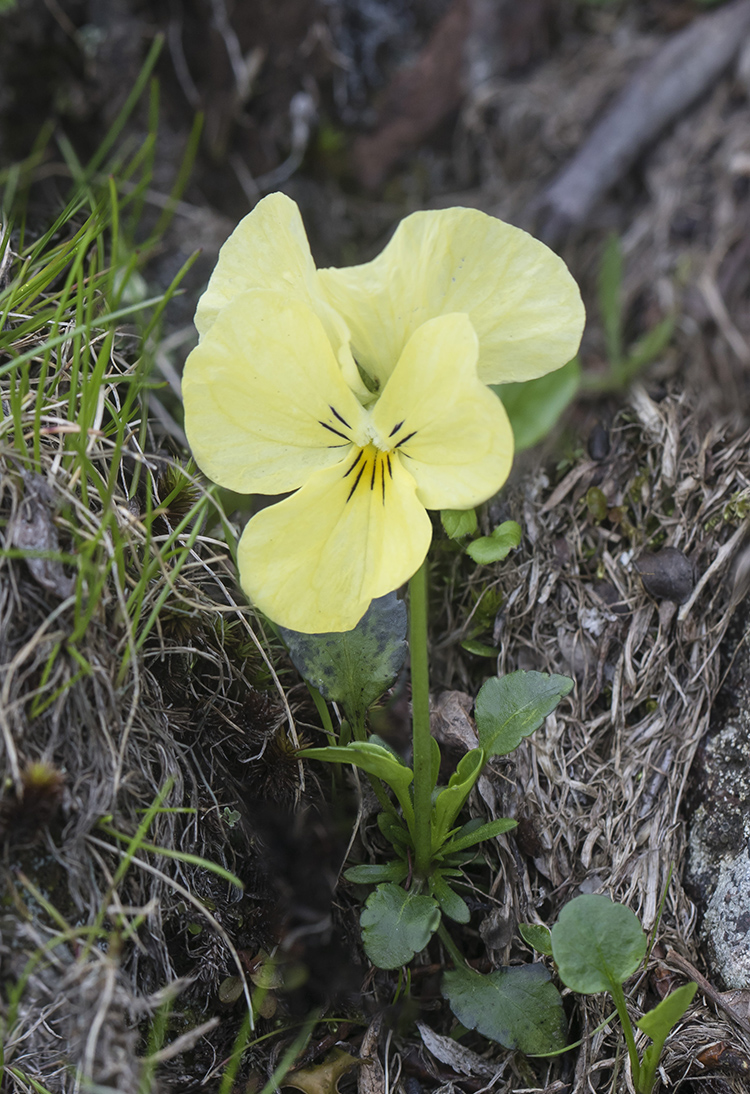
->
[442, 963, 567, 1054]
[360, 883, 441, 969]
[344, 861, 409, 885]
[280, 593, 407, 722]
[475, 670, 573, 757]
[430, 875, 470, 923]
[432, 749, 485, 850]
[466, 521, 522, 565]
[519, 923, 554, 957]
[492, 358, 581, 451]
[441, 509, 477, 539]
[551, 895, 647, 994]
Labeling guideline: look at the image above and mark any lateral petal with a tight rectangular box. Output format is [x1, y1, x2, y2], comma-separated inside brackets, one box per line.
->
[237, 449, 432, 633]
[372, 314, 513, 510]
[195, 192, 368, 400]
[318, 206, 585, 387]
[183, 290, 368, 496]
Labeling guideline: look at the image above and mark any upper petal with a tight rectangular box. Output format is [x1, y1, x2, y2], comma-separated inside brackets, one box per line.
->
[195, 192, 369, 400]
[237, 447, 433, 632]
[372, 313, 513, 510]
[318, 206, 585, 387]
[183, 290, 368, 495]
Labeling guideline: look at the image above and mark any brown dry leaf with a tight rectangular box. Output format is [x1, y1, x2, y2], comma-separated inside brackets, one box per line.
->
[358, 1015, 385, 1094]
[718, 989, 750, 1026]
[431, 690, 477, 752]
[11, 473, 75, 598]
[416, 1021, 499, 1079]
[284, 1048, 362, 1094]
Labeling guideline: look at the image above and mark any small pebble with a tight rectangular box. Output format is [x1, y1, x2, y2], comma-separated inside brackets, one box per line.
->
[635, 547, 694, 604]
[588, 422, 610, 461]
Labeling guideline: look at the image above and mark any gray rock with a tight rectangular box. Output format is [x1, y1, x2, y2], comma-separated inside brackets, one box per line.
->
[687, 630, 750, 989]
[702, 851, 750, 989]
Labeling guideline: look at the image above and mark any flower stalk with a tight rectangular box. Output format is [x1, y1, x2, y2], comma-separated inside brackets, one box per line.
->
[409, 560, 433, 878]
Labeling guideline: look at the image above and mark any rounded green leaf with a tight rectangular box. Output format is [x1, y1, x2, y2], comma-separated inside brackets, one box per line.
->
[466, 520, 521, 565]
[519, 923, 554, 957]
[551, 895, 647, 994]
[360, 883, 441, 969]
[441, 508, 477, 540]
[442, 963, 566, 1054]
[475, 670, 573, 757]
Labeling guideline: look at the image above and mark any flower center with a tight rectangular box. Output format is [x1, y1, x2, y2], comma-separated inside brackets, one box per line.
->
[342, 444, 393, 505]
[319, 405, 419, 456]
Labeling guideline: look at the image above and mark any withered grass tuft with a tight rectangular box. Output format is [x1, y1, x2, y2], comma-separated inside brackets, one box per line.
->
[0, 51, 303, 1094]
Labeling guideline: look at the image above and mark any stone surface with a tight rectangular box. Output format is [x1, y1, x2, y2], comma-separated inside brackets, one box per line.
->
[687, 624, 750, 989]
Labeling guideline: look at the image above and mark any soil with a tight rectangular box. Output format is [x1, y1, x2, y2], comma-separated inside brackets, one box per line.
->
[2, 1, 750, 1092]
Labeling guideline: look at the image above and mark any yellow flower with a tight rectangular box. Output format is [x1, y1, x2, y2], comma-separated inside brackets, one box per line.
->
[183, 193, 584, 633]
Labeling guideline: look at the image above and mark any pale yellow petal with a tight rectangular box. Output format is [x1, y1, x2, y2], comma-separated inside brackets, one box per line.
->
[195, 192, 369, 400]
[195, 193, 316, 336]
[318, 206, 585, 387]
[372, 314, 513, 510]
[237, 447, 432, 632]
[183, 290, 369, 495]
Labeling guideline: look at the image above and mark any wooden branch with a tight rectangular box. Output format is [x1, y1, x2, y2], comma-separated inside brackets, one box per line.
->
[536, 0, 750, 243]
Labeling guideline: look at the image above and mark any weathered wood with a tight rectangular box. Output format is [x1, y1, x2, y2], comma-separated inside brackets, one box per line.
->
[537, 0, 750, 242]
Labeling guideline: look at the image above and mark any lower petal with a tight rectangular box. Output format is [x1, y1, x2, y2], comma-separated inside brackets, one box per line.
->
[237, 451, 432, 633]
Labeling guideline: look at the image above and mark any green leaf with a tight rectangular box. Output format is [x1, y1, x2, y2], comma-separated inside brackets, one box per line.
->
[551, 895, 647, 994]
[280, 593, 407, 723]
[492, 358, 581, 451]
[430, 875, 470, 923]
[439, 816, 517, 857]
[442, 963, 567, 1054]
[344, 861, 409, 885]
[430, 735, 441, 789]
[378, 811, 411, 848]
[466, 521, 522, 565]
[441, 508, 477, 539]
[432, 749, 485, 850]
[637, 982, 697, 1040]
[301, 741, 414, 828]
[637, 981, 697, 1090]
[598, 233, 623, 367]
[360, 883, 441, 969]
[519, 923, 554, 957]
[461, 639, 498, 658]
[623, 315, 674, 376]
[474, 670, 574, 757]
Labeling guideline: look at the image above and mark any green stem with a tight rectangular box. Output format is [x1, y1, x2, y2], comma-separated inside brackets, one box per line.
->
[438, 923, 466, 969]
[609, 981, 641, 1089]
[409, 560, 432, 878]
